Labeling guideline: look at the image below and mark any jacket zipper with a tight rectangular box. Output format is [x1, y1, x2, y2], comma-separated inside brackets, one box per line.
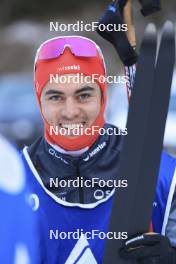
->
[76, 166, 84, 204]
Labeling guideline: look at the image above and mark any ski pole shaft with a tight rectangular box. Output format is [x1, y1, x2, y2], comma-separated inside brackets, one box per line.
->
[123, 0, 136, 49]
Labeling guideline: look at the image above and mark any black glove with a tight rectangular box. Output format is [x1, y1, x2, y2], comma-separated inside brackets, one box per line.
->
[119, 233, 176, 264]
[138, 0, 161, 16]
[97, 1, 138, 66]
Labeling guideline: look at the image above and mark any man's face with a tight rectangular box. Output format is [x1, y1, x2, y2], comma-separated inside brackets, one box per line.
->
[40, 74, 102, 138]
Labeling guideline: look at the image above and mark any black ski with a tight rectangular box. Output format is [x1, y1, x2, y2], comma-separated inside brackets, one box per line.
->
[103, 22, 157, 264]
[103, 21, 175, 264]
[128, 21, 175, 236]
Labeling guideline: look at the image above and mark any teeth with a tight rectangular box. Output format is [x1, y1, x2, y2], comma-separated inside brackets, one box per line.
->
[61, 124, 84, 129]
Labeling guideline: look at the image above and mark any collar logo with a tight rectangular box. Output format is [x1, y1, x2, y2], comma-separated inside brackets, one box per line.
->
[48, 148, 69, 164]
[83, 141, 107, 162]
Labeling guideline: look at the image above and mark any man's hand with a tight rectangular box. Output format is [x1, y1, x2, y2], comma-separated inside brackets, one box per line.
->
[119, 233, 176, 264]
[97, 0, 138, 66]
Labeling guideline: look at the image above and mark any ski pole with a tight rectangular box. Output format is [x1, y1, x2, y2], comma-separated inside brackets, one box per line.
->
[123, 0, 136, 49]
[112, 0, 136, 48]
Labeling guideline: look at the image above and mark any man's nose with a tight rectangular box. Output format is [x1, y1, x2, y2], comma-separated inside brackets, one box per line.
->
[61, 98, 80, 119]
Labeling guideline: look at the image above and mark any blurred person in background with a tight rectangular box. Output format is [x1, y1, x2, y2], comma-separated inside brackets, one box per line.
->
[0, 135, 39, 264]
[20, 1, 176, 263]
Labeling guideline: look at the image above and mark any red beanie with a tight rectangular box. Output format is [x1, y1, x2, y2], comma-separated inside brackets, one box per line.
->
[34, 39, 107, 150]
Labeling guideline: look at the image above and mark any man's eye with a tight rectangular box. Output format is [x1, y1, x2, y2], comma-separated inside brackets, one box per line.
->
[79, 94, 91, 100]
[49, 95, 62, 101]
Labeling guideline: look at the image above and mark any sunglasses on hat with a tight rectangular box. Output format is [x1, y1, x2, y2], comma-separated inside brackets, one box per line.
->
[35, 36, 104, 61]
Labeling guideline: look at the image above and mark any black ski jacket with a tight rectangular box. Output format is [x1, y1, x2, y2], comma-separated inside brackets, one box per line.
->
[28, 123, 124, 204]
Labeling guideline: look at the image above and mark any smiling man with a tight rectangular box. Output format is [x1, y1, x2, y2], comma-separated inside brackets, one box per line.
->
[20, 26, 176, 264]
[21, 36, 125, 263]
[24, 37, 124, 205]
